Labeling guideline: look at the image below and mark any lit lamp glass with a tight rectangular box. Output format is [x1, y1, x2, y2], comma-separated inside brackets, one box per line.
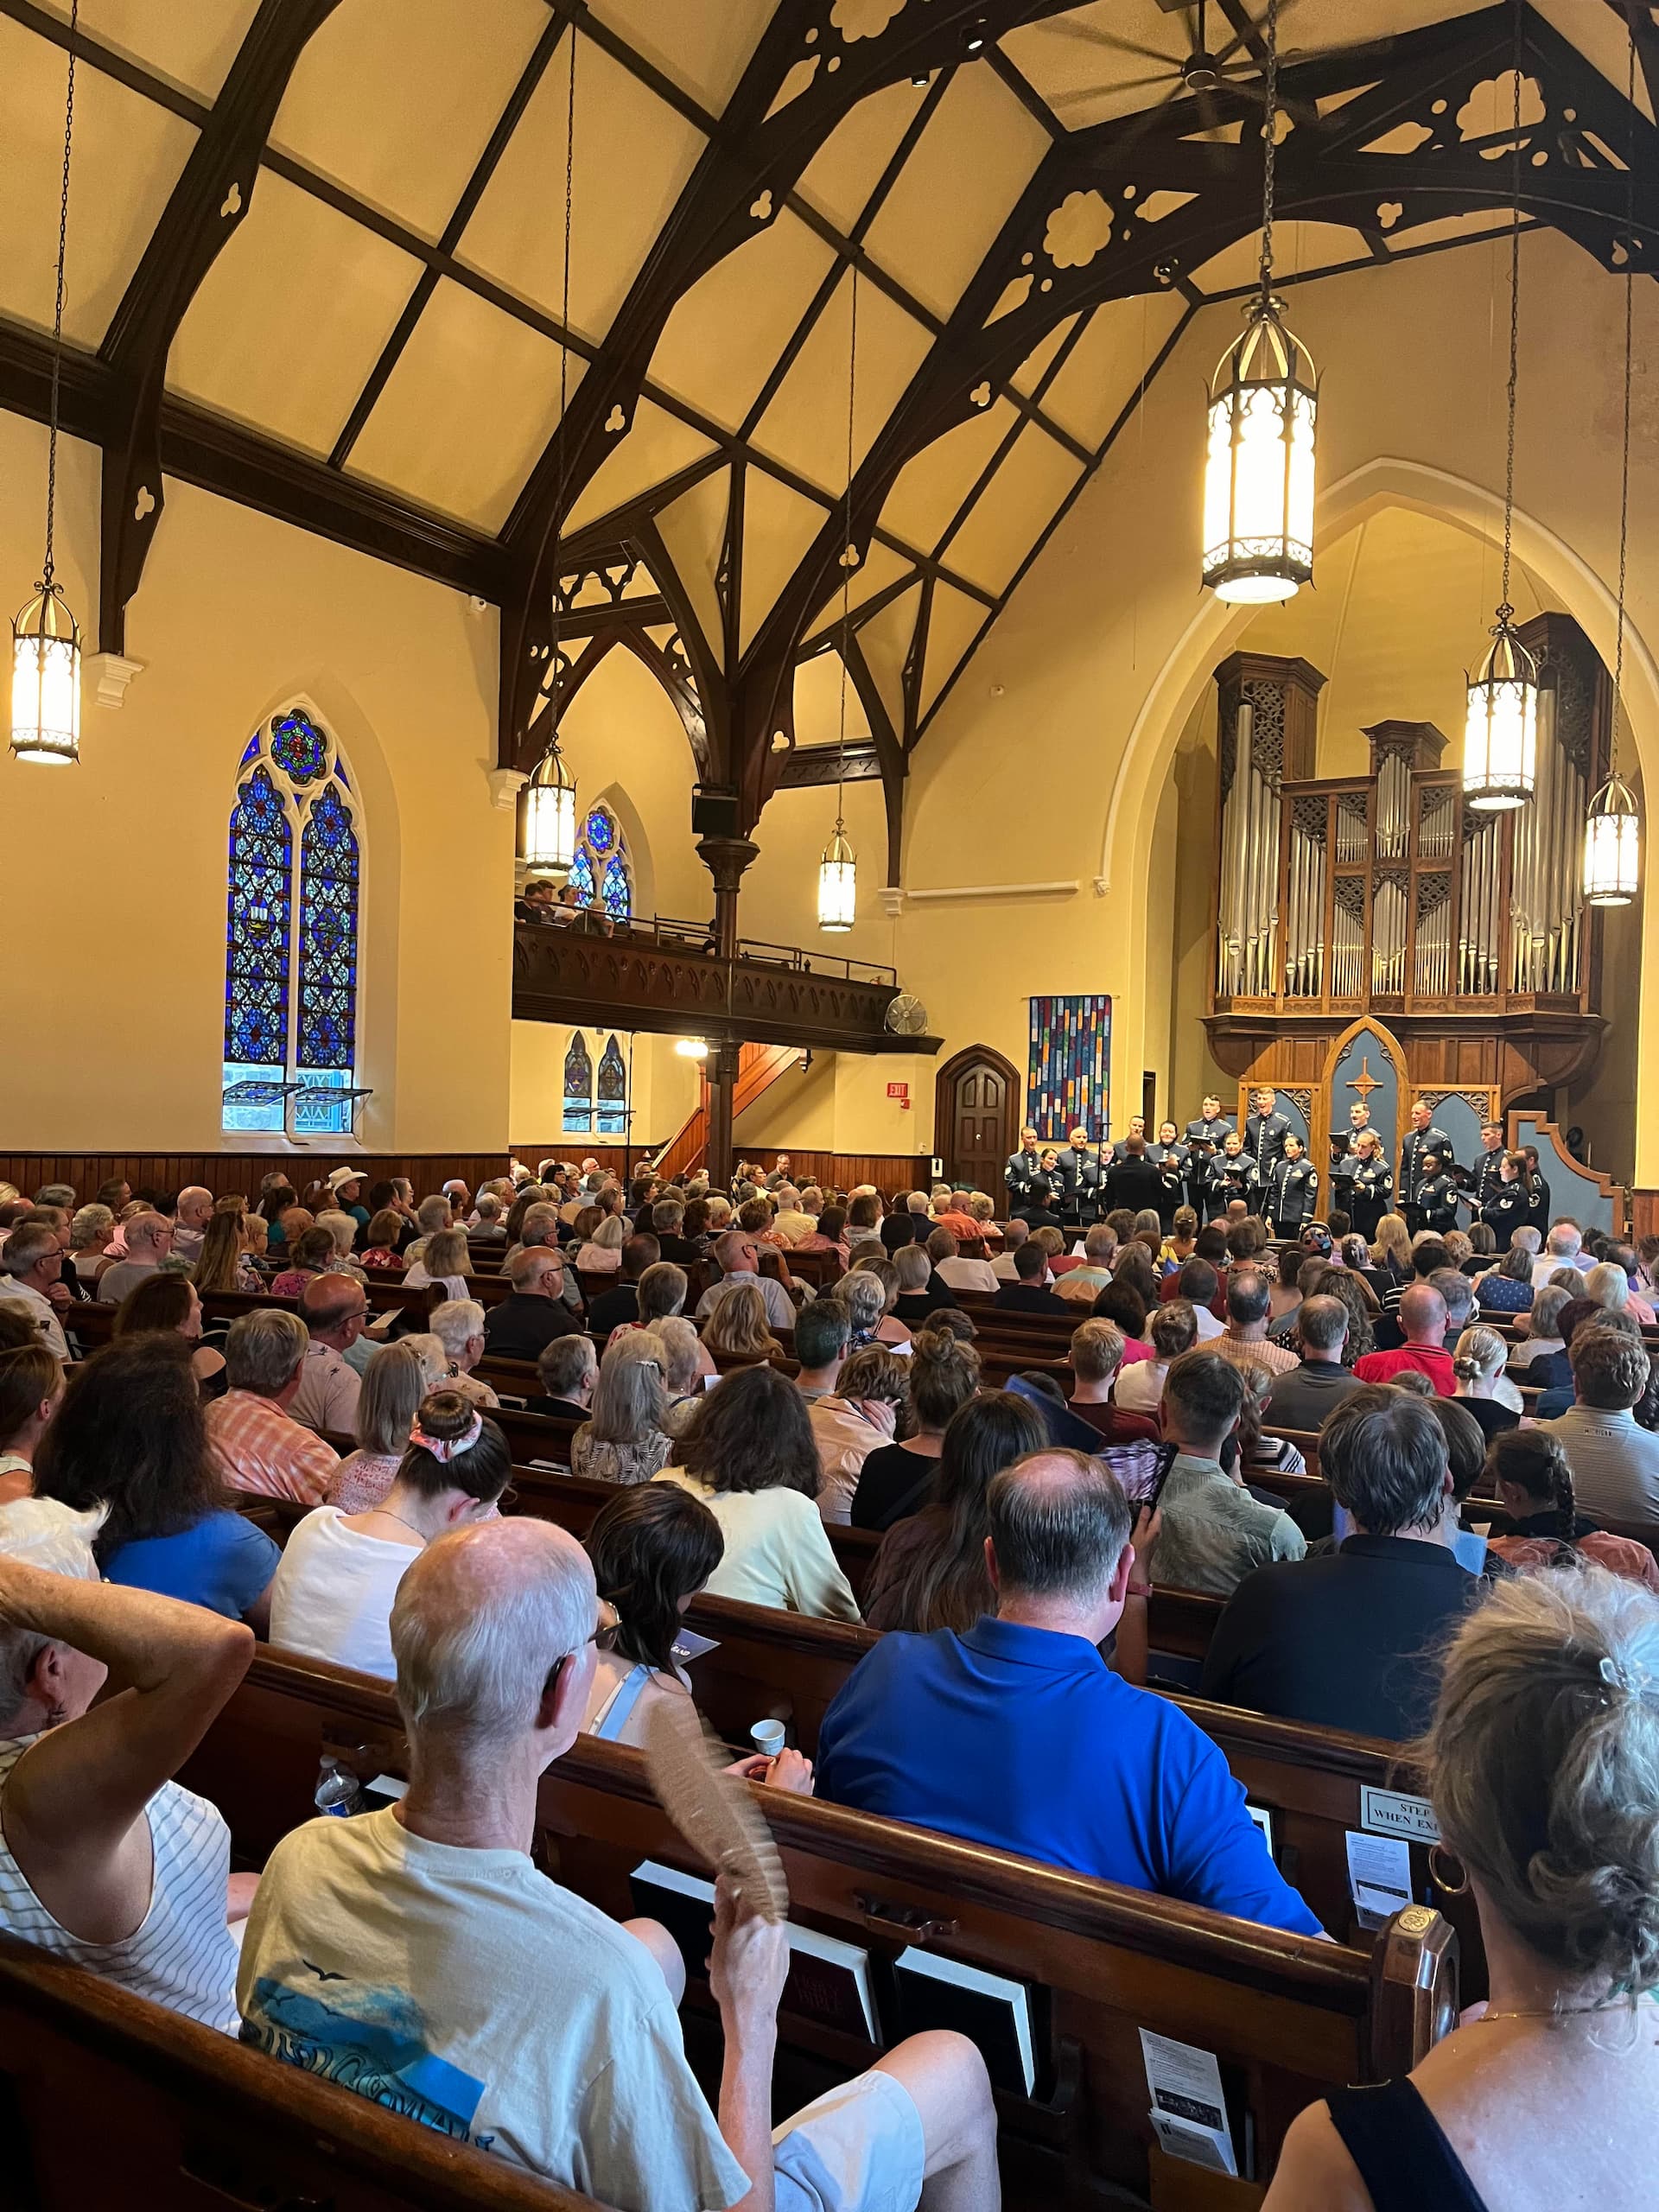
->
[675, 1038, 709, 1059]
[817, 824, 857, 932]
[1463, 616, 1537, 810]
[521, 737, 577, 869]
[1201, 300, 1318, 604]
[10, 582, 81, 765]
[1583, 773, 1640, 906]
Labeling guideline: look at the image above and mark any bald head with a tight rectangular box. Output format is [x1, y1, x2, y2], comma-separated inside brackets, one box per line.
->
[714, 1229, 758, 1274]
[300, 1269, 369, 1343]
[1398, 1281, 1447, 1346]
[175, 1186, 213, 1230]
[986, 1450, 1134, 1608]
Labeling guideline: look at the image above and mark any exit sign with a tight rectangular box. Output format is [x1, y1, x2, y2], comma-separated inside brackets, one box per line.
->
[887, 1081, 909, 1100]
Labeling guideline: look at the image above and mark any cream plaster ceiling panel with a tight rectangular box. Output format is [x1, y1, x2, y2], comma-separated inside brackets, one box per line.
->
[941, 423, 1082, 597]
[1009, 315, 1080, 400]
[1000, 4, 1193, 128]
[36, 0, 263, 101]
[0, 17, 196, 348]
[919, 580, 990, 716]
[346, 280, 585, 529]
[648, 212, 839, 432]
[796, 78, 931, 235]
[877, 397, 1018, 553]
[1391, 209, 1537, 251]
[861, 66, 1050, 321]
[793, 648, 873, 748]
[564, 398, 719, 534]
[269, 0, 546, 243]
[751, 271, 934, 495]
[858, 577, 923, 728]
[168, 172, 422, 455]
[1188, 219, 1375, 296]
[654, 467, 732, 658]
[1039, 293, 1185, 448]
[586, 0, 770, 114]
[458, 31, 705, 346]
[741, 470, 832, 652]
[834, 538, 917, 627]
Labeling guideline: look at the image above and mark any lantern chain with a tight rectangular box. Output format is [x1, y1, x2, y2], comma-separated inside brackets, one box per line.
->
[836, 265, 859, 836]
[42, 0, 79, 589]
[1611, 15, 1637, 777]
[1256, 0, 1279, 303]
[549, 24, 577, 728]
[1498, 0, 1522, 621]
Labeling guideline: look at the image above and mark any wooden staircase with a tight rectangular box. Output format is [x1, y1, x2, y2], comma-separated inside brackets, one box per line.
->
[653, 1044, 802, 1179]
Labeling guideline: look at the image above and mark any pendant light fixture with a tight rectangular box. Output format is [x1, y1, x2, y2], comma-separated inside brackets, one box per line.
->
[1583, 17, 1641, 907]
[817, 267, 860, 933]
[1464, 1, 1537, 812]
[521, 27, 580, 872]
[1200, 0, 1318, 604]
[11, 0, 83, 766]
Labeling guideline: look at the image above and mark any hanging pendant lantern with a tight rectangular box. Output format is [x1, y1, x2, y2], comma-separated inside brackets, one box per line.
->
[521, 735, 578, 870]
[10, 580, 81, 765]
[1583, 773, 1640, 906]
[1464, 610, 1538, 811]
[1201, 299, 1318, 602]
[818, 823, 857, 932]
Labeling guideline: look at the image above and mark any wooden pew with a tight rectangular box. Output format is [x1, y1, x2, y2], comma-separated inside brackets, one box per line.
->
[181, 1647, 1459, 2212]
[0, 1930, 599, 2211]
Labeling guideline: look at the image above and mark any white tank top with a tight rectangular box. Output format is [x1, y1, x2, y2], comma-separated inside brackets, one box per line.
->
[0, 1735, 239, 2032]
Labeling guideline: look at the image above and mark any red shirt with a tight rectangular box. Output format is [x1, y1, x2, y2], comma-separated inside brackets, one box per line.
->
[1067, 1400, 1161, 1446]
[1352, 1344, 1457, 1397]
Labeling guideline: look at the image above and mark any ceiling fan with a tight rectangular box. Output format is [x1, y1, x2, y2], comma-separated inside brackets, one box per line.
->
[1046, 0, 1317, 140]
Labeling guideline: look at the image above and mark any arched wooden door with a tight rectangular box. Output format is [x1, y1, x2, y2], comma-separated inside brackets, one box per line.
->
[935, 1045, 1020, 1195]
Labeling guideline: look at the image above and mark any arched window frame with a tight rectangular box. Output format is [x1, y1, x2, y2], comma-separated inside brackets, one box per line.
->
[560, 1028, 630, 1138]
[223, 708, 363, 1137]
[573, 803, 632, 922]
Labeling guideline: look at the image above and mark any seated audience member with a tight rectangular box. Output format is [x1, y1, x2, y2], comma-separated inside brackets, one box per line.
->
[1149, 1351, 1306, 1596]
[470, 1192, 507, 1242]
[0, 1495, 253, 2027]
[808, 1346, 911, 1524]
[1450, 1323, 1522, 1442]
[270, 1393, 511, 1679]
[1477, 1239, 1536, 1314]
[1268, 1568, 1659, 2209]
[1309, 1265, 1376, 1365]
[587, 1235, 658, 1335]
[1052, 1224, 1120, 1305]
[1213, 1266, 1300, 1379]
[268, 1224, 339, 1301]
[1353, 1281, 1455, 1394]
[244, 1515, 994, 2205]
[655, 1363, 859, 1620]
[1203, 1386, 1481, 1739]
[114, 1272, 226, 1393]
[325, 1339, 445, 1514]
[653, 1318, 707, 1438]
[528, 1331, 599, 1423]
[1530, 1218, 1591, 1286]
[992, 1238, 1071, 1313]
[1481, 1428, 1659, 1592]
[1115, 1299, 1198, 1418]
[0, 1224, 71, 1363]
[796, 1202, 849, 1262]
[0, 1336, 60, 1505]
[1261, 1294, 1363, 1429]
[931, 1227, 998, 1295]
[766, 1188, 816, 1247]
[1538, 1325, 1659, 1524]
[1235, 1362, 1306, 1478]
[571, 1335, 673, 1487]
[93, 1209, 175, 1307]
[1166, 1256, 1226, 1339]
[844, 1258, 911, 1347]
[35, 1338, 277, 1627]
[862, 1393, 1048, 1624]
[818, 1452, 1322, 1933]
[695, 1228, 797, 1331]
[1508, 1281, 1573, 1377]
[575, 1213, 627, 1277]
[1581, 1258, 1637, 1317]
[482, 1245, 583, 1361]
[1088, 1277, 1154, 1361]
[203, 1308, 339, 1504]
[426, 1298, 499, 1410]
[990, 1217, 1029, 1281]
[792, 1295, 849, 1402]
[702, 1281, 785, 1367]
[192, 1206, 261, 1295]
[849, 1332, 979, 1530]
[288, 1273, 368, 1436]
[403, 1226, 469, 1301]
[1066, 1320, 1160, 1445]
[582, 1484, 734, 1747]
[890, 1240, 954, 1326]
[1268, 1243, 1306, 1327]
[67, 1203, 116, 1288]
[313, 1209, 365, 1275]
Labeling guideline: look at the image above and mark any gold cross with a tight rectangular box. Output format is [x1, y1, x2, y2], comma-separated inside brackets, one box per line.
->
[1346, 1055, 1381, 1103]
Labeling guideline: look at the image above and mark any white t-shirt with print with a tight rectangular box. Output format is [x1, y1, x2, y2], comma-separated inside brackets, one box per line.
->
[238, 1808, 747, 2212]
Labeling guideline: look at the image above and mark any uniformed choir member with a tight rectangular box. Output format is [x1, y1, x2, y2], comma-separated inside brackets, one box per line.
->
[1263, 1135, 1318, 1235]
[1109, 1117, 1147, 1164]
[1473, 1122, 1509, 1212]
[1205, 1131, 1257, 1208]
[1245, 1087, 1293, 1179]
[1147, 1123, 1191, 1226]
[1398, 1100, 1456, 1231]
[1482, 1151, 1532, 1242]
[1330, 1101, 1374, 1200]
[1185, 1096, 1235, 1151]
[1348, 1128, 1394, 1237]
[1414, 1152, 1464, 1237]
[1055, 1127, 1102, 1224]
[1004, 1126, 1044, 1209]
[1522, 1146, 1551, 1236]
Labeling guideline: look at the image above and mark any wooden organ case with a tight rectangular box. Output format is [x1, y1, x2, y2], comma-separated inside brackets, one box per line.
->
[1204, 614, 1611, 1109]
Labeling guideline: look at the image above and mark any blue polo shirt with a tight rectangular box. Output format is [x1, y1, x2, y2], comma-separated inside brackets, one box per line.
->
[815, 1617, 1323, 1937]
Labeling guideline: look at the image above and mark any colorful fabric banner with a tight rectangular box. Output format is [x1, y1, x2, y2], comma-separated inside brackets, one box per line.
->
[1027, 995, 1111, 1141]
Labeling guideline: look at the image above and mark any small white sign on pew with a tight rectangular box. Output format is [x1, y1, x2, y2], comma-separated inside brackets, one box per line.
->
[1360, 1787, 1440, 1844]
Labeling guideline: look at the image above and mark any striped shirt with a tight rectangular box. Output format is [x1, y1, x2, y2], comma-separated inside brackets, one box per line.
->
[0, 1736, 238, 2031]
[205, 1389, 337, 1503]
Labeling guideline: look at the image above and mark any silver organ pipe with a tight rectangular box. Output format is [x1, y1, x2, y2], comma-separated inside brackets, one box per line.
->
[1376, 749, 1411, 861]
[1283, 806, 1326, 998]
[1217, 699, 1281, 1000]
[1414, 880, 1451, 997]
[1332, 883, 1363, 997]
[1509, 681, 1586, 995]
[1372, 875, 1408, 995]
[1459, 819, 1501, 994]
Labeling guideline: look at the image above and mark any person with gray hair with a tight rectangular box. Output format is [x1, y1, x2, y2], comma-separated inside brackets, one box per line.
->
[1428, 1265, 1476, 1341]
[0, 1223, 70, 1360]
[0, 1495, 253, 2029]
[95, 1208, 176, 1306]
[1510, 1280, 1574, 1376]
[67, 1202, 115, 1287]
[817, 1450, 1322, 1935]
[693, 1227, 795, 1330]
[1259, 1294, 1362, 1431]
[532, 1331, 598, 1420]
[241, 1513, 1001, 2209]
[990, 1212, 1029, 1281]
[204, 1307, 338, 1503]
[1270, 1567, 1659, 2209]
[326, 1336, 447, 1513]
[1531, 1217, 1588, 1287]
[426, 1297, 499, 1411]
[571, 1334, 672, 1486]
[1539, 1326, 1659, 1524]
[1201, 1386, 1482, 1740]
[481, 1243, 585, 1362]
[170, 1186, 215, 1266]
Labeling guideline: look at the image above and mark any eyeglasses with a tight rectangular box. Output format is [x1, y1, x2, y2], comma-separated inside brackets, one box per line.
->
[543, 1600, 621, 1700]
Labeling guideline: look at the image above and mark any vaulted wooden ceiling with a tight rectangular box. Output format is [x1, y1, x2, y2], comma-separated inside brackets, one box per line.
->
[0, 0, 1652, 839]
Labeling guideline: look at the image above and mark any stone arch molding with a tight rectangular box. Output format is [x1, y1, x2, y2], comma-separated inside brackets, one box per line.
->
[1093, 455, 1659, 899]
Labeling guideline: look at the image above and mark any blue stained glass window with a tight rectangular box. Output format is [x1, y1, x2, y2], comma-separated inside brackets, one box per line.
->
[601, 855, 630, 921]
[584, 807, 614, 857]
[225, 768, 293, 1069]
[297, 782, 359, 1073]
[563, 1033, 594, 1132]
[270, 709, 327, 785]
[596, 1034, 628, 1135]
[568, 848, 596, 906]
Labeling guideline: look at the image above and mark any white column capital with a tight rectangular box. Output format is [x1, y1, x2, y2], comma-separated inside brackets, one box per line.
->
[86, 652, 144, 709]
[879, 886, 906, 918]
[487, 767, 528, 811]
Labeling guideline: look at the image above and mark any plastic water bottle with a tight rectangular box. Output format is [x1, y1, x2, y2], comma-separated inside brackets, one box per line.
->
[314, 1756, 364, 1818]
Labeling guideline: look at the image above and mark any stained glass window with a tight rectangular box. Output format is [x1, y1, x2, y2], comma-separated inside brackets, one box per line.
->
[597, 1034, 628, 1135]
[561, 802, 630, 923]
[601, 855, 630, 921]
[223, 709, 362, 1136]
[563, 1033, 594, 1132]
[568, 847, 596, 906]
[584, 807, 613, 857]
